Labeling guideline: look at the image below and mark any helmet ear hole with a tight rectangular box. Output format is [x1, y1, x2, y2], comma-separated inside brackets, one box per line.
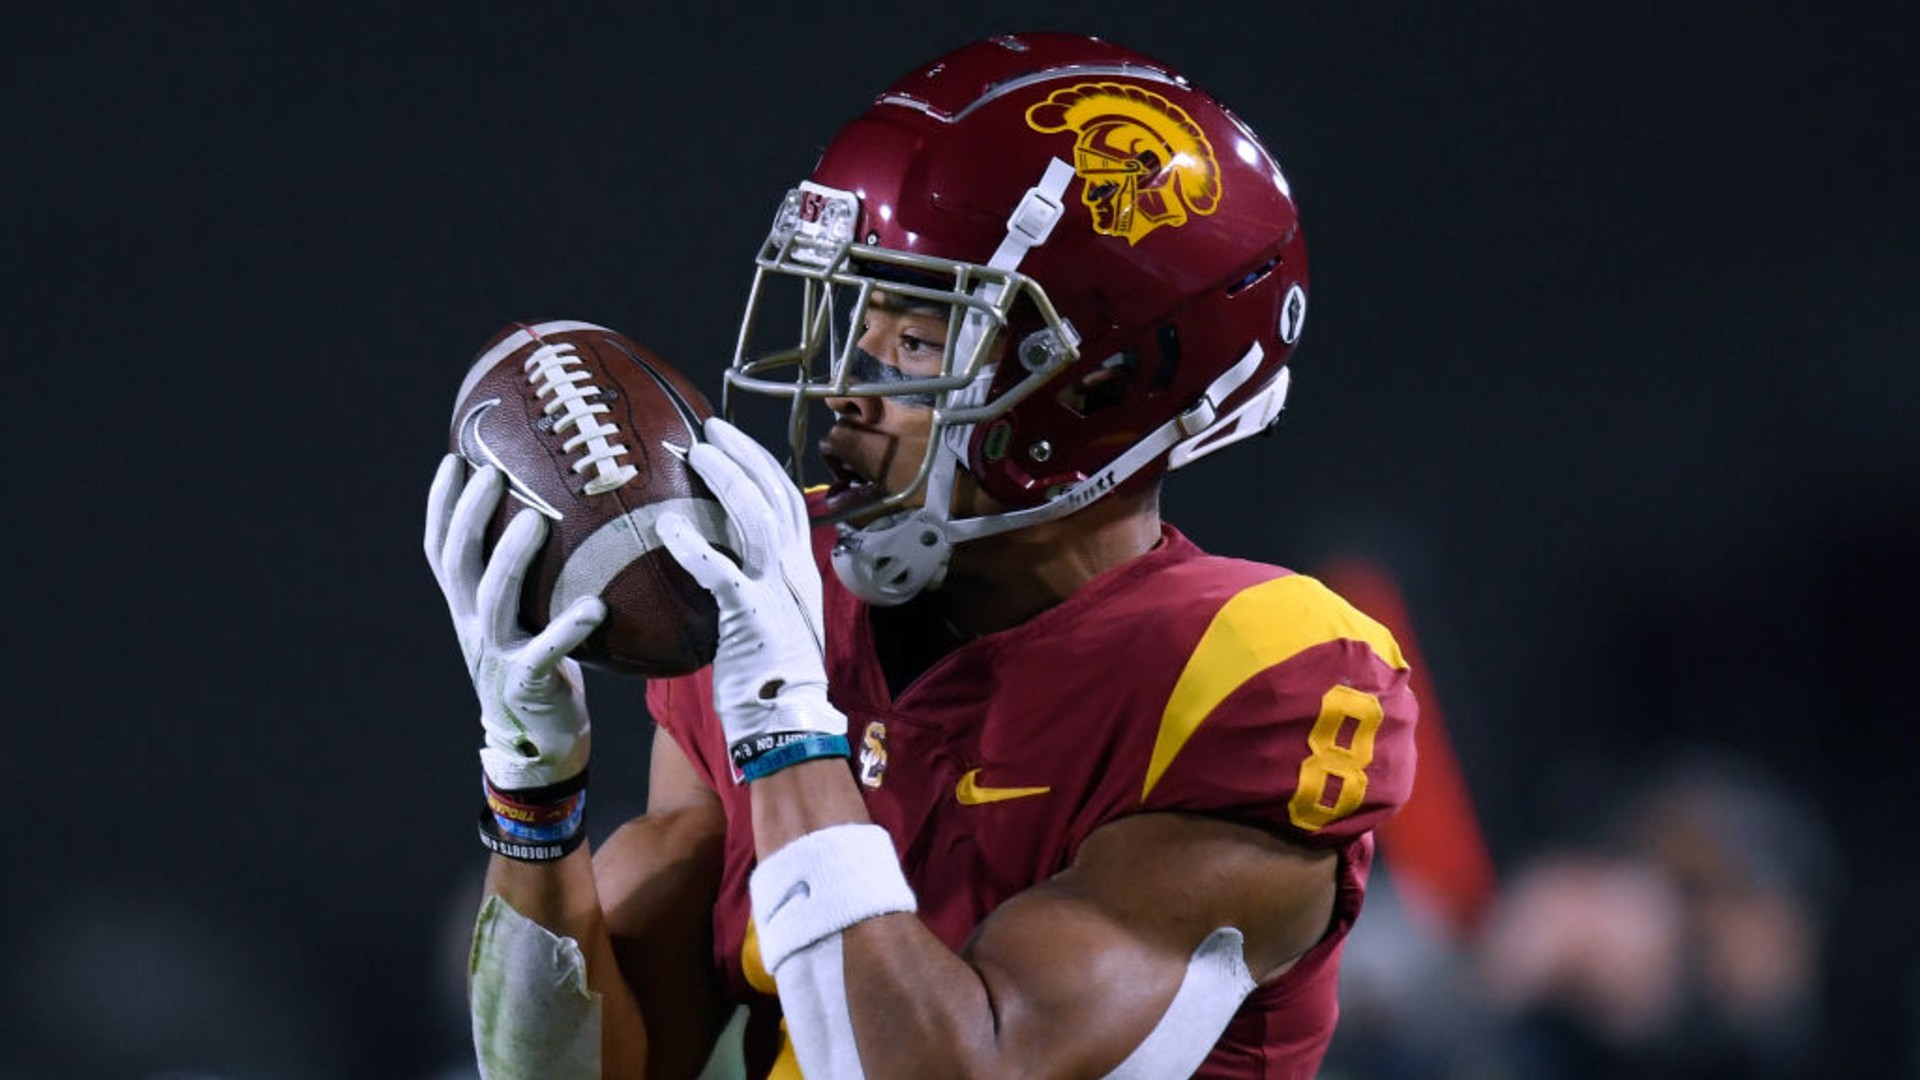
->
[1055, 351, 1140, 417]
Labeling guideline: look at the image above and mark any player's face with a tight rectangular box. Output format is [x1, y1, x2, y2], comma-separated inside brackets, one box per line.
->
[818, 291, 967, 521]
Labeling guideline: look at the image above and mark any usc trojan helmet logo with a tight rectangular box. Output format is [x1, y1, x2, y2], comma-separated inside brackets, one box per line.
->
[1026, 82, 1222, 245]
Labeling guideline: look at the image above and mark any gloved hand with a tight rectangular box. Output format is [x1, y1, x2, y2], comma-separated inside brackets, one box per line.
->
[424, 455, 604, 791]
[656, 419, 848, 781]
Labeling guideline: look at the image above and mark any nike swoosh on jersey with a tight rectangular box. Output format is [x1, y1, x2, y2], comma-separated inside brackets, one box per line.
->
[955, 768, 1052, 805]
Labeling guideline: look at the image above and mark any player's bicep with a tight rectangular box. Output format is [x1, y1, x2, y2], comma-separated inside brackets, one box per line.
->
[957, 885, 1176, 1074]
[958, 812, 1337, 1076]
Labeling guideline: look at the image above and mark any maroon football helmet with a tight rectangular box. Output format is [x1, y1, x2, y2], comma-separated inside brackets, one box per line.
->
[727, 32, 1308, 603]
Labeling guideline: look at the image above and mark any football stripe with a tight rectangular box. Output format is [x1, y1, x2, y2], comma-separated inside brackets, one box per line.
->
[548, 497, 732, 620]
[1142, 573, 1407, 802]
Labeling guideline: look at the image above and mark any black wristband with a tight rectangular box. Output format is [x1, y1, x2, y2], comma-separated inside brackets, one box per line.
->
[476, 805, 586, 862]
[729, 731, 816, 773]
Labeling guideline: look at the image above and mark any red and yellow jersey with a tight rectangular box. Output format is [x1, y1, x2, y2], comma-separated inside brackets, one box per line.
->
[647, 523, 1417, 1078]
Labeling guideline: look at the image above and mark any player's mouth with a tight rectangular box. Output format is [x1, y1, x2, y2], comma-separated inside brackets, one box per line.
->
[818, 446, 887, 518]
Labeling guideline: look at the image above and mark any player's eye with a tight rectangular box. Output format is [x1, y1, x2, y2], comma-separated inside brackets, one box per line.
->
[897, 334, 948, 376]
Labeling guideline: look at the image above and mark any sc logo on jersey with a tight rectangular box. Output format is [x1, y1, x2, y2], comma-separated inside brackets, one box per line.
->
[1026, 82, 1222, 246]
[859, 720, 889, 789]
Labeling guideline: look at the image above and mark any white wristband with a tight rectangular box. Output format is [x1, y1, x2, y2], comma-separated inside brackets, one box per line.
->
[749, 823, 917, 974]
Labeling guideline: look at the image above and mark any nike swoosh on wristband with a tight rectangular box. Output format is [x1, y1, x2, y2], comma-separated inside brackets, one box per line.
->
[955, 768, 1051, 805]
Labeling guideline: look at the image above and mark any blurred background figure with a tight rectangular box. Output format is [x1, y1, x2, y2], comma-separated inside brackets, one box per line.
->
[1477, 751, 1837, 1079]
[1310, 557, 1841, 1079]
[1325, 748, 1837, 1080]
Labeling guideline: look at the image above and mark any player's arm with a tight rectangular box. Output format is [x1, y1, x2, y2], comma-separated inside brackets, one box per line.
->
[594, 726, 731, 1080]
[427, 455, 727, 1080]
[756, 765, 1335, 1078]
[475, 841, 647, 1079]
[472, 725, 729, 1080]
[656, 420, 1336, 1077]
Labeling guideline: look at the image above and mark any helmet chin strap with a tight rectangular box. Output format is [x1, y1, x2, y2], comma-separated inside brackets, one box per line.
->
[944, 342, 1283, 545]
[832, 344, 1287, 607]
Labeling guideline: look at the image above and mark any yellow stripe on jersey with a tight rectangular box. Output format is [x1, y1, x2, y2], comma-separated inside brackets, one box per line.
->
[1143, 574, 1408, 802]
[742, 918, 805, 1078]
[768, 1029, 802, 1079]
[741, 917, 777, 995]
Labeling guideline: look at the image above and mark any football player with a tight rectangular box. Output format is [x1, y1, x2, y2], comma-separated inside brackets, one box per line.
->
[425, 32, 1417, 1080]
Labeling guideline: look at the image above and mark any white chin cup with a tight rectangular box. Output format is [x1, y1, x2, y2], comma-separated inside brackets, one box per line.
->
[830, 509, 951, 606]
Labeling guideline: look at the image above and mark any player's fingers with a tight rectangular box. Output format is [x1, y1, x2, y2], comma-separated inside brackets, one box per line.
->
[444, 464, 505, 600]
[521, 595, 605, 678]
[658, 510, 744, 598]
[424, 454, 465, 577]
[477, 508, 545, 647]
[686, 442, 774, 577]
[705, 418, 807, 534]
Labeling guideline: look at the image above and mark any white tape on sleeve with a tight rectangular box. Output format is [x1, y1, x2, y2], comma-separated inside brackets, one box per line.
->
[748, 823, 917, 973]
[469, 894, 603, 1080]
[769, 933, 867, 1080]
[1100, 927, 1257, 1080]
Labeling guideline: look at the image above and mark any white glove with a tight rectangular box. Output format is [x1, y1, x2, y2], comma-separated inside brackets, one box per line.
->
[656, 419, 848, 781]
[424, 455, 604, 791]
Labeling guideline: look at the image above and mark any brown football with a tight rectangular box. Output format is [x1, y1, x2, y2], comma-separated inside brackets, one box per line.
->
[448, 319, 725, 676]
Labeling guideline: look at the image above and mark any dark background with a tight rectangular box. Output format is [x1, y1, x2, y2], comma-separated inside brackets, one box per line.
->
[7, 4, 1915, 1077]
